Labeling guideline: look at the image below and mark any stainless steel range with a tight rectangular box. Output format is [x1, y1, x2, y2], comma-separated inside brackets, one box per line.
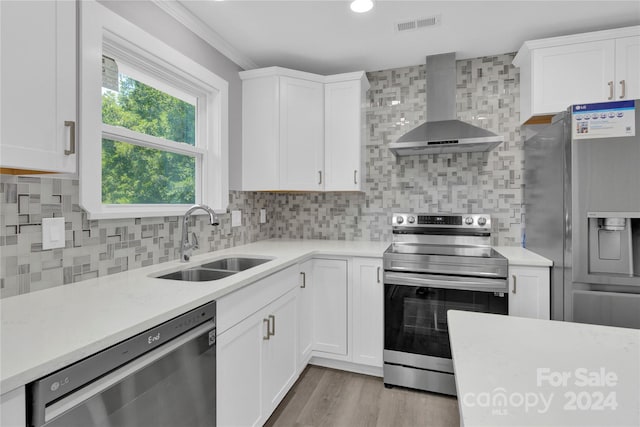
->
[383, 213, 508, 395]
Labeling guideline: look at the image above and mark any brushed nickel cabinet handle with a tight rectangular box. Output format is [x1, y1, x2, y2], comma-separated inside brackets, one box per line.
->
[620, 80, 626, 99]
[318, 171, 322, 185]
[354, 170, 358, 185]
[377, 266, 381, 283]
[300, 271, 306, 288]
[607, 81, 614, 100]
[64, 120, 75, 155]
[269, 314, 275, 336]
[263, 318, 270, 340]
[512, 274, 517, 294]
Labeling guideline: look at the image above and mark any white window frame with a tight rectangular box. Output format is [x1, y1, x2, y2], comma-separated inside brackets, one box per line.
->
[80, 0, 228, 219]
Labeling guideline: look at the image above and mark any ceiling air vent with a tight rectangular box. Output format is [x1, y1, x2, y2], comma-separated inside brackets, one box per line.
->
[395, 15, 441, 33]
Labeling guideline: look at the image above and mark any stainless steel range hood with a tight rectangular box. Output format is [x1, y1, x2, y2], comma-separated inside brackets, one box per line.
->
[389, 53, 504, 156]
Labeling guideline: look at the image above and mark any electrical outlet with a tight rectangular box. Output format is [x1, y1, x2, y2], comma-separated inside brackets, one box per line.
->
[260, 209, 267, 224]
[231, 210, 242, 227]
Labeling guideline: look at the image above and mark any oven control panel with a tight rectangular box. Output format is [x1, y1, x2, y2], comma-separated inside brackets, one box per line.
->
[392, 213, 491, 228]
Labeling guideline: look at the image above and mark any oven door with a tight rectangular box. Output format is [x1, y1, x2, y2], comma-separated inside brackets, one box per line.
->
[384, 272, 507, 365]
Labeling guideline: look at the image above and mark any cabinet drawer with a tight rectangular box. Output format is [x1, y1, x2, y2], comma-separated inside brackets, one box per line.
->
[217, 264, 299, 334]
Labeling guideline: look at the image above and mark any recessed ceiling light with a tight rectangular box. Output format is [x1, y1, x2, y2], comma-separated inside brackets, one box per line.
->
[350, 0, 374, 13]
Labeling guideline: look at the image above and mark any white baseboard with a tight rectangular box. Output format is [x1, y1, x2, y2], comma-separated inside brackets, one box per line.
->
[309, 356, 383, 378]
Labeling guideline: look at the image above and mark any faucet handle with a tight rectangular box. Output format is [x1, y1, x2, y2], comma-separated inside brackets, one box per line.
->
[191, 232, 199, 249]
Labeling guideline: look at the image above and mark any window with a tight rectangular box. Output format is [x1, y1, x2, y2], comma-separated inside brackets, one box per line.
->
[80, 1, 228, 219]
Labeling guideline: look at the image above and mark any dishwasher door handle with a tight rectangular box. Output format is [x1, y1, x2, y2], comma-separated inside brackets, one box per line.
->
[43, 321, 215, 424]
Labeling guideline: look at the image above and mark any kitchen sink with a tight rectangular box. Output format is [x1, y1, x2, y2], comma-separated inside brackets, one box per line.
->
[154, 256, 272, 282]
[200, 257, 270, 272]
[157, 268, 237, 281]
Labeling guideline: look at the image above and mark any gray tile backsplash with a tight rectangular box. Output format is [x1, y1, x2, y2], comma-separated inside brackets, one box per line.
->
[0, 179, 274, 298]
[0, 53, 523, 298]
[273, 53, 523, 244]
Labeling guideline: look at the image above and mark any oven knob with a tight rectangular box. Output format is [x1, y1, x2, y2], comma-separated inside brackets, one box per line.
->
[407, 216, 415, 224]
[464, 216, 474, 225]
[396, 216, 404, 224]
[477, 217, 487, 226]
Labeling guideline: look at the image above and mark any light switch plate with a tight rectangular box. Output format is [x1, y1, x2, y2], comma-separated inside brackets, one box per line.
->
[231, 210, 242, 227]
[260, 209, 267, 224]
[42, 217, 66, 250]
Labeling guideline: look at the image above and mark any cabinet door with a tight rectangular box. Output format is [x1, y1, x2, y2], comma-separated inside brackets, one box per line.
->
[262, 289, 298, 417]
[297, 260, 314, 370]
[532, 40, 615, 115]
[0, 0, 76, 173]
[1, 387, 26, 427]
[615, 36, 640, 100]
[313, 259, 348, 355]
[217, 310, 263, 427]
[324, 80, 363, 191]
[508, 266, 551, 320]
[352, 258, 383, 367]
[279, 77, 324, 191]
[242, 75, 280, 190]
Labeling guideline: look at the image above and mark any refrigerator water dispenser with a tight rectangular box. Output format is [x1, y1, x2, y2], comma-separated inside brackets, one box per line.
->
[588, 217, 635, 276]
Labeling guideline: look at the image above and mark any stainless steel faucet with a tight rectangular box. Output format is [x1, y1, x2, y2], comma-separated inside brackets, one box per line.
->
[180, 204, 220, 262]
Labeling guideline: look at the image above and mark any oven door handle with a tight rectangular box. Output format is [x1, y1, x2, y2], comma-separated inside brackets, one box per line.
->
[383, 271, 507, 293]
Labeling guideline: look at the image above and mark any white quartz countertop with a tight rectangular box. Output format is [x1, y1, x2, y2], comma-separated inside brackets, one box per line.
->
[448, 310, 640, 426]
[0, 241, 545, 394]
[0, 239, 388, 393]
[493, 246, 553, 267]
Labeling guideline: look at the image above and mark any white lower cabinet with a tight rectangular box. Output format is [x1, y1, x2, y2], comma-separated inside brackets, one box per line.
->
[217, 308, 263, 427]
[508, 266, 551, 319]
[261, 289, 298, 416]
[0, 387, 26, 427]
[352, 258, 384, 367]
[218, 256, 384, 426]
[217, 267, 299, 427]
[312, 258, 348, 356]
[297, 260, 314, 370]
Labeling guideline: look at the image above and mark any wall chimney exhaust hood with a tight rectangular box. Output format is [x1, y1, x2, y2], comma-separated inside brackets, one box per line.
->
[389, 53, 504, 156]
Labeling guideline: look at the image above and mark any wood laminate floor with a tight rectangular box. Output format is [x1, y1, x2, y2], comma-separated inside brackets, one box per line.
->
[264, 366, 460, 427]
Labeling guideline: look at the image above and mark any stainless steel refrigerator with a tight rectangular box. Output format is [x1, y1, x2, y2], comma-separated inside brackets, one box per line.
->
[524, 100, 640, 328]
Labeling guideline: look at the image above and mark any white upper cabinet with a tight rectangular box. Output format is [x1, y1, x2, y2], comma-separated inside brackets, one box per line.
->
[616, 36, 640, 101]
[279, 76, 325, 190]
[514, 26, 640, 124]
[240, 67, 368, 192]
[324, 73, 369, 191]
[0, 0, 77, 173]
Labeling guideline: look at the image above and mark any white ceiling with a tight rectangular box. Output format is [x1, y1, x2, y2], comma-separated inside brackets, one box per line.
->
[175, 0, 640, 74]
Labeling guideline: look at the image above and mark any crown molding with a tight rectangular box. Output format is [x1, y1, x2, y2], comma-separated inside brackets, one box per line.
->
[151, 0, 258, 71]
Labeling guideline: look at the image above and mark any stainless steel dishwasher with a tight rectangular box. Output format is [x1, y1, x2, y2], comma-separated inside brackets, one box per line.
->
[28, 301, 216, 427]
